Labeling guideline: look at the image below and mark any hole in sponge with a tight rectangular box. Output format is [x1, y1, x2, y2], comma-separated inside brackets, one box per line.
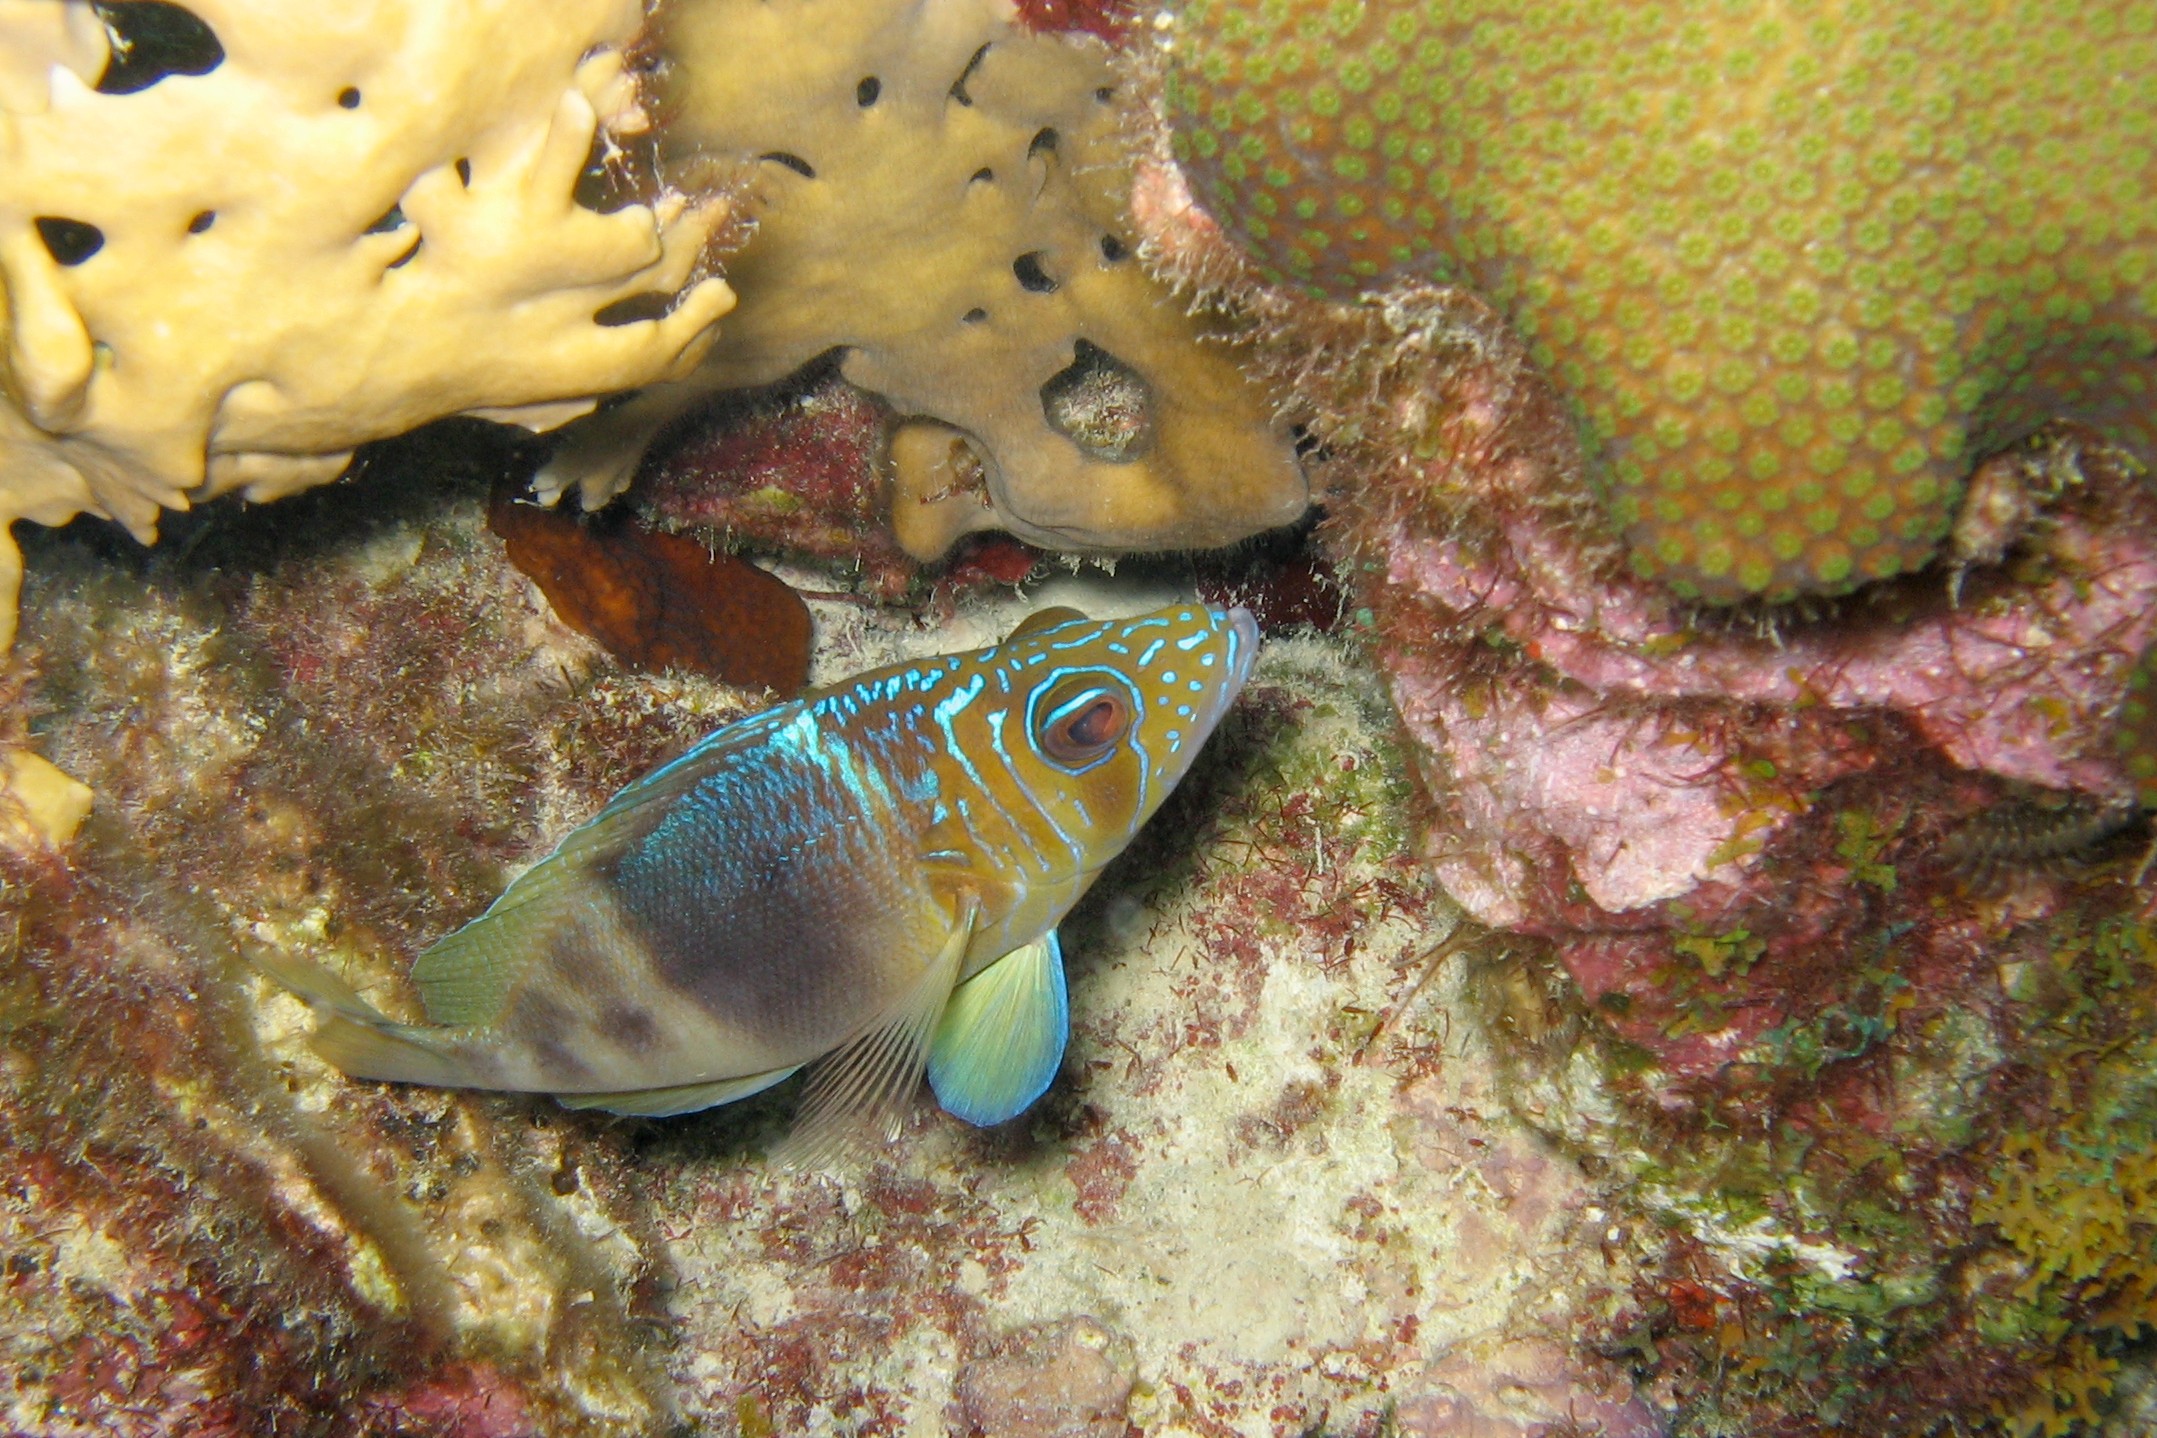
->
[596, 293, 674, 327]
[187, 210, 215, 234]
[761, 151, 817, 179]
[1099, 234, 1128, 263]
[34, 218, 104, 266]
[455, 157, 472, 187]
[1028, 127, 1059, 161]
[856, 76, 881, 106]
[1041, 340, 1155, 464]
[364, 203, 407, 235]
[575, 129, 658, 214]
[92, 1, 223, 94]
[1012, 252, 1057, 294]
[962, 307, 988, 324]
[949, 43, 988, 106]
[337, 86, 361, 108]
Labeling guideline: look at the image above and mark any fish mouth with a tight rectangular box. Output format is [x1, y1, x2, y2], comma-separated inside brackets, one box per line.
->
[1220, 606, 1261, 694]
[1185, 604, 1261, 742]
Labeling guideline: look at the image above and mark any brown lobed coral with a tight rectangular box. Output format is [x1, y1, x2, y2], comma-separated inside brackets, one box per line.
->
[537, 0, 1308, 564]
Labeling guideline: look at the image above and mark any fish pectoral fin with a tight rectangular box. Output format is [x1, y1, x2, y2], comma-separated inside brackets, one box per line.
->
[927, 929, 1070, 1127]
[557, 1065, 802, 1118]
[776, 896, 979, 1170]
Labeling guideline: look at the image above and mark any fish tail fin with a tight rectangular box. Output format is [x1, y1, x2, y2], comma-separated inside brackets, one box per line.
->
[308, 1010, 475, 1088]
[252, 949, 471, 1088]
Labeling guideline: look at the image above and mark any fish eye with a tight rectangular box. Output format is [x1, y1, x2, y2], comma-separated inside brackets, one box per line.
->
[1035, 682, 1131, 770]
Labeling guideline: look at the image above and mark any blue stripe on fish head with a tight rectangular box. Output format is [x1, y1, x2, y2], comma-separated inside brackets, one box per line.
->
[964, 602, 1260, 873]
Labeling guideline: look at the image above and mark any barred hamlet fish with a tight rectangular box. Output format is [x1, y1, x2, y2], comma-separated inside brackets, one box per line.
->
[280, 602, 1258, 1152]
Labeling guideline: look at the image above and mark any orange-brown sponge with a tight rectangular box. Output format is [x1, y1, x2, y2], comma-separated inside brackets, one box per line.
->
[1166, 0, 2157, 602]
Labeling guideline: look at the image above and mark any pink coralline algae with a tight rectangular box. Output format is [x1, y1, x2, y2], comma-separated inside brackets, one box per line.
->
[1358, 382, 2157, 1077]
[953, 1316, 1135, 1438]
[1390, 1339, 1663, 1438]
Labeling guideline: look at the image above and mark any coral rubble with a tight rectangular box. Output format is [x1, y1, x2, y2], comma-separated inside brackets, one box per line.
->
[1164, 0, 2157, 603]
[2, 428, 733, 1434]
[0, 0, 734, 647]
[537, 0, 1308, 562]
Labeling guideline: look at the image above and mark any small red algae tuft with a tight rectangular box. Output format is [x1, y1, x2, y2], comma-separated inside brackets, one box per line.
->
[1197, 546, 1348, 635]
[632, 365, 1051, 608]
[490, 480, 811, 695]
[1011, 0, 1137, 44]
[633, 366, 923, 599]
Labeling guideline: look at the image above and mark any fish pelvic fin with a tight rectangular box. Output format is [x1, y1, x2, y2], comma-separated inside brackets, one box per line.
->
[777, 896, 978, 1170]
[927, 929, 1069, 1127]
[558, 1066, 802, 1118]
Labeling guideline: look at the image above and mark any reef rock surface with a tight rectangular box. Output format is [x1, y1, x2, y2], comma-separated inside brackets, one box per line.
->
[0, 430, 1655, 1436]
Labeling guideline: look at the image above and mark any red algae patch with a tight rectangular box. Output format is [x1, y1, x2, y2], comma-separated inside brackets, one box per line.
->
[490, 482, 811, 696]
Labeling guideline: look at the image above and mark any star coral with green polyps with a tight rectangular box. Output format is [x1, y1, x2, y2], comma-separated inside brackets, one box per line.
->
[1164, 0, 2157, 602]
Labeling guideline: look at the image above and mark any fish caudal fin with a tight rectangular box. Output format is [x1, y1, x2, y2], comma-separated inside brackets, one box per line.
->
[928, 930, 1069, 1127]
[308, 1011, 476, 1089]
[558, 1066, 802, 1118]
[252, 948, 474, 1089]
[777, 898, 978, 1169]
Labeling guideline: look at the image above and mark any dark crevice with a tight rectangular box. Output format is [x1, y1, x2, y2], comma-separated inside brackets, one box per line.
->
[962, 307, 988, 324]
[596, 293, 673, 327]
[187, 210, 215, 234]
[455, 158, 471, 187]
[1099, 234, 1128, 263]
[1013, 251, 1057, 294]
[364, 204, 407, 235]
[575, 128, 658, 214]
[760, 151, 816, 179]
[1041, 340, 1155, 463]
[948, 43, 989, 106]
[1027, 127, 1059, 162]
[337, 86, 361, 109]
[385, 236, 421, 270]
[970, 167, 995, 184]
[91, 1, 222, 95]
[855, 76, 881, 107]
[35, 218, 105, 267]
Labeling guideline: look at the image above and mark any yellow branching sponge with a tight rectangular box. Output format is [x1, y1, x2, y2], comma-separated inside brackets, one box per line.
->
[1165, 0, 2157, 603]
[0, 0, 736, 647]
[538, 0, 1306, 562]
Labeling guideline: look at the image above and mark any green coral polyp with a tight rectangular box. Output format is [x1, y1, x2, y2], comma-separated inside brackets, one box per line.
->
[1167, 0, 2157, 603]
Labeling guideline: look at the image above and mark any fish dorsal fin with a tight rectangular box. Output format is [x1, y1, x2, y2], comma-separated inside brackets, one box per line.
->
[777, 895, 979, 1168]
[412, 702, 805, 1027]
[928, 930, 1069, 1127]
[557, 1065, 802, 1118]
[1005, 606, 1089, 642]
